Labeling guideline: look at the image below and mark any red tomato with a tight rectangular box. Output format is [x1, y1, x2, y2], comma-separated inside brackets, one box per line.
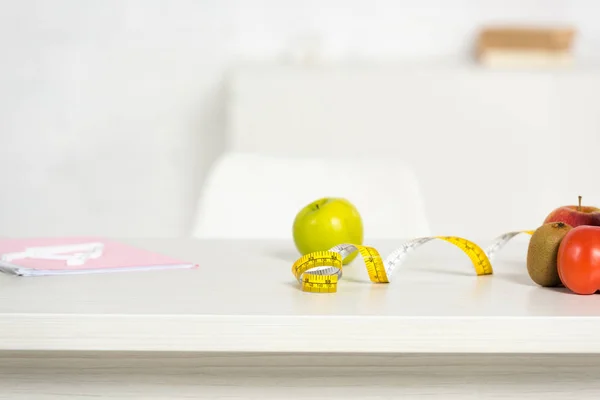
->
[557, 225, 600, 295]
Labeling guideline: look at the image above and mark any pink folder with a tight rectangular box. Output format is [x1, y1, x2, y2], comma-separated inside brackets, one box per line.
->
[0, 237, 197, 276]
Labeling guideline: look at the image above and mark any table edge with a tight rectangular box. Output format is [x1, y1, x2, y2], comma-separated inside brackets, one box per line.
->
[0, 314, 598, 354]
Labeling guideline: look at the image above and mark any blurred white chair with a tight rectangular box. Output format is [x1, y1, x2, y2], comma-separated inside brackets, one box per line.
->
[191, 152, 430, 240]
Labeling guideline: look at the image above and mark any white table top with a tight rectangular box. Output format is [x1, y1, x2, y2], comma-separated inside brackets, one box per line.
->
[1, 236, 599, 354]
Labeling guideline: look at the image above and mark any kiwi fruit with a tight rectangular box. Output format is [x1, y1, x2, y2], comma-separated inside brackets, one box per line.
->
[526, 222, 573, 287]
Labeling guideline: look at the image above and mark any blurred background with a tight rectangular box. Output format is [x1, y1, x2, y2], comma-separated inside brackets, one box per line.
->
[1, 0, 599, 242]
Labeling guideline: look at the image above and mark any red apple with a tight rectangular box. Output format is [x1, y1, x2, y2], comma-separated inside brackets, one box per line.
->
[557, 225, 600, 295]
[544, 196, 600, 227]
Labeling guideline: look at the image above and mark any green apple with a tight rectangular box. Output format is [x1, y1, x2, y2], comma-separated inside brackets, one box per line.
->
[292, 197, 364, 265]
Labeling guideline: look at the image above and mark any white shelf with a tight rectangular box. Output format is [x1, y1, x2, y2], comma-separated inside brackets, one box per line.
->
[0, 237, 599, 354]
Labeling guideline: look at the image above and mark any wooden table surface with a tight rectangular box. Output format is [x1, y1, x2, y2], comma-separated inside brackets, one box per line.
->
[0, 236, 599, 399]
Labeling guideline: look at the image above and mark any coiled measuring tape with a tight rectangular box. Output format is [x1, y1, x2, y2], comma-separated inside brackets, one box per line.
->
[291, 230, 534, 293]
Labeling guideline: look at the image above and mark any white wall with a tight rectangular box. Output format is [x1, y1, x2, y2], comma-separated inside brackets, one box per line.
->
[228, 64, 600, 239]
[0, 0, 598, 237]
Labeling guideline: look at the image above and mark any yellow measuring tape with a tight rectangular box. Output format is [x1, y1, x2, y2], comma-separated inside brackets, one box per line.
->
[292, 230, 534, 293]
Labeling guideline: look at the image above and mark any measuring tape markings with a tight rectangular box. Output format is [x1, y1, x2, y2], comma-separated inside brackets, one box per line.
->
[292, 230, 534, 293]
[485, 230, 535, 261]
[293, 251, 343, 293]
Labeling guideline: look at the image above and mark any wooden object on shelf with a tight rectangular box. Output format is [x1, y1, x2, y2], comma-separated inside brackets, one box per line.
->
[475, 26, 576, 67]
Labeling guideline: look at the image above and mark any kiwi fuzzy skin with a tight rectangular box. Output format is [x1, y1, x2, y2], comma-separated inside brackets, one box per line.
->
[526, 222, 572, 287]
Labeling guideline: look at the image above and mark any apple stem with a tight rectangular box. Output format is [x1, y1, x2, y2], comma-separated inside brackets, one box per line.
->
[315, 204, 319, 210]
[578, 195, 582, 211]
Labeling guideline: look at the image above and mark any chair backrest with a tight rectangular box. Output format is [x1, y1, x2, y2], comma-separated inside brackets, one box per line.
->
[191, 152, 430, 240]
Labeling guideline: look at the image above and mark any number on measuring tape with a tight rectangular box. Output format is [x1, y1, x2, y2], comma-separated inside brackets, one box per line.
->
[291, 230, 534, 293]
[485, 230, 534, 260]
